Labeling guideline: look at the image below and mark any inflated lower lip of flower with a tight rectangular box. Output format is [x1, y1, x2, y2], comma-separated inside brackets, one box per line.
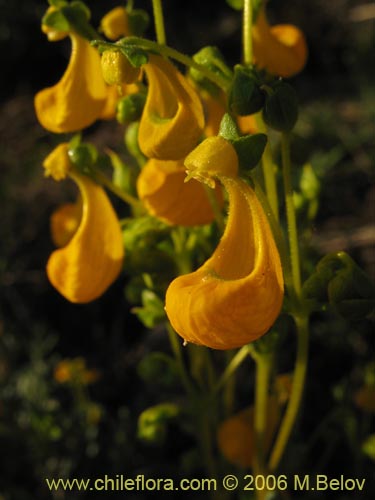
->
[44, 143, 124, 303]
[252, 8, 308, 78]
[165, 137, 284, 350]
[137, 157, 223, 226]
[138, 54, 205, 160]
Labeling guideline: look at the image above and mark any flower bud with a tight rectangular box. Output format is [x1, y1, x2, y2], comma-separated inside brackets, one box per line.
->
[101, 50, 141, 86]
[116, 92, 146, 124]
[184, 136, 239, 188]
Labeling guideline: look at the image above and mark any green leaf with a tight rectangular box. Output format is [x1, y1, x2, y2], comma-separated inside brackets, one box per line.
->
[218, 113, 240, 141]
[262, 82, 299, 132]
[120, 46, 149, 67]
[189, 46, 231, 94]
[42, 8, 70, 32]
[127, 9, 150, 37]
[232, 133, 267, 169]
[132, 290, 166, 328]
[137, 403, 180, 445]
[229, 65, 264, 116]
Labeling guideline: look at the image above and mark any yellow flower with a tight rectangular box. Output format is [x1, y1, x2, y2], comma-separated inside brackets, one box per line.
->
[137, 158, 223, 226]
[35, 27, 118, 133]
[44, 144, 124, 303]
[138, 54, 205, 160]
[217, 397, 280, 469]
[54, 357, 100, 385]
[252, 8, 308, 78]
[200, 90, 227, 138]
[100, 6, 130, 40]
[165, 137, 283, 350]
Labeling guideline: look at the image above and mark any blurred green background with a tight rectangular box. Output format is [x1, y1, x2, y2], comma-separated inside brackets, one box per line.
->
[0, 1, 374, 499]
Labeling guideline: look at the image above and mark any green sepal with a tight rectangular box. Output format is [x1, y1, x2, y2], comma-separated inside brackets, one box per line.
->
[302, 251, 375, 320]
[229, 65, 264, 116]
[126, 8, 150, 37]
[42, 8, 70, 33]
[189, 46, 232, 95]
[262, 82, 299, 132]
[116, 92, 146, 124]
[118, 45, 149, 68]
[232, 133, 267, 170]
[137, 403, 180, 446]
[218, 113, 240, 141]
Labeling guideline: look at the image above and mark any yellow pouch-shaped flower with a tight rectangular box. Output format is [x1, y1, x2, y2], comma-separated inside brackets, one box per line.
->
[44, 144, 124, 303]
[165, 175, 284, 349]
[35, 32, 112, 133]
[137, 158, 223, 226]
[252, 9, 308, 78]
[100, 6, 130, 40]
[217, 396, 280, 468]
[138, 55, 205, 160]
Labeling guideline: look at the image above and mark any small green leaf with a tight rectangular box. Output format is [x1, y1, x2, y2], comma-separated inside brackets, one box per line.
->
[218, 113, 240, 141]
[42, 8, 70, 32]
[127, 9, 150, 36]
[232, 133, 267, 169]
[262, 82, 299, 132]
[120, 46, 149, 68]
[229, 65, 264, 116]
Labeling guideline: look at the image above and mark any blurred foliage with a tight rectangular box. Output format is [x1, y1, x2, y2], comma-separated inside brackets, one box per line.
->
[0, 0, 374, 499]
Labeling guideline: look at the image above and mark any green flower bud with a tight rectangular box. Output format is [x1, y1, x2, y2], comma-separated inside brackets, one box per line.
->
[137, 352, 178, 388]
[229, 65, 264, 116]
[262, 82, 298, 132]
[116, 93, 146, 124]
[68, 142, 98, 172]
[124, 121, 146, 165]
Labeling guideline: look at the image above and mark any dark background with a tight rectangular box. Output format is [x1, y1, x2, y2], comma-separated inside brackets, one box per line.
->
[0, 1, 374, 499]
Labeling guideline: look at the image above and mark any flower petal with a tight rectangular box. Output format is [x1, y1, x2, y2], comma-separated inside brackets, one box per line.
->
[137, 158, 223, 226]
[34, 34, 109, 133]
[47, 170, 124, 303]
[252, 10, 308, 78]
[165, 177, 284, 349]
[138, 55, 205, 160]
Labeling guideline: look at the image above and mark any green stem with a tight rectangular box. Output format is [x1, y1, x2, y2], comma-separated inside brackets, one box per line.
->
[268, 314, 309, 471]
[213, 345, 250, 395]
[120, 37, 231, 91]
[281, 133, 302, 297]
[243, 0, 253, 64]
[166, 323, 196, 397]
[253, 354, 273, 476]
[256, 114, 280, 222]
[92, 169, 141, 208]
[151, 0, 166, 45]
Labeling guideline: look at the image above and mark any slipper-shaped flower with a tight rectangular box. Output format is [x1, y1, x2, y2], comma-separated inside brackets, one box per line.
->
[44, 143, 124, 303]
[100, 6, 130, 40]
[252, 8, 308, 78]
[35, 15, 120, 133]
[165, 137, 284, 349]
[137, 158, 223, 226]
[138, 55, 205, 160]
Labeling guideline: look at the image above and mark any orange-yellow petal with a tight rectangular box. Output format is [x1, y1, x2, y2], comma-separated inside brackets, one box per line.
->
[252, 10, 308, 78]
[237, 114, 258, 135]
[34, 33, 109, 133]
[165, 176, 284, 349]
[201, 90, 227, 137]
[100, 6, 130, 40]
[138, 55, 205, 160]
[217, 397, 280, 468]
[45, 146, 124, 303]
[137, 158, 223, 226]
